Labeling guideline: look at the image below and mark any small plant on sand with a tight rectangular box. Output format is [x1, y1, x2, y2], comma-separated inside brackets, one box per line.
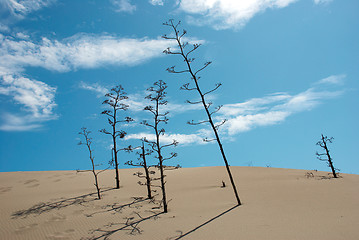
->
[100, 85, 134, 189]
[125, 140, 156, 200]
[305, 172, 315, 179]
[78, 127, 102, 199]
[141, 80, 179, 213]
[316, 134, 339, 178]
[163, 19, 241, 205]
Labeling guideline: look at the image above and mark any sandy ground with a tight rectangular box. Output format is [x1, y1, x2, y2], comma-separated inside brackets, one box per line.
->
[0, 166, 358, 240]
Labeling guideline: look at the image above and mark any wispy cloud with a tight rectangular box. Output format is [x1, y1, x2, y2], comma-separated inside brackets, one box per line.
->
[124, 75, 345, 145]
[316, 74, 345, 85]
[2, 0, 54, 17]
[0, 0, 55, 31]
[215, 75, 345, 135]
[117, 75, 345, 145]
[0, 113, 45, 131]
[125, 132, 206, 146]
[79, 83, 201, 114]
[0, 33, 173, 73]
[125, 91, 202, 113]
[177, 0, 298, 30]
[78, 81, 109, 98]
[0, 74, 57, 131]
[149, 0, 164, 6]
[111, 0, 136, 13]
[314, 0, 333, 5]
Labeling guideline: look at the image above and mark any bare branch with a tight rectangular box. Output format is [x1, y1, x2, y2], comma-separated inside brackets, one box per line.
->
[205, 101, 213, 109]
[187, 120, 209, 125]
[160, 140, 179, 150]
[115, 130, 126, 139]
[203, 138, 216, 142]
[124, 145, 141, 153]
[210, 105, 223, 115]
[140, 120, 155, 129]
[185, 44, 201, 58]
[194, 61, 212, 76]
[163, 47, 181, 54]
[162, 152, 178, 161]
[97, 167, 111, 174]
[166, 66, 189, 74]
[186, 99, 202, 104]
[164, 164, 181, 170]
[179, 29, 187, 39]
[180, 83, 196, 91]
[101, 110, 113, 118]
[99, 128, 111, 135]
[214, 119, 227, 130]
[204, 83, 222, 96]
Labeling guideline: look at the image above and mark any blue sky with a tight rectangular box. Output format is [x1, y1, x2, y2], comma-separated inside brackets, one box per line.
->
[0, 0, 358, 174]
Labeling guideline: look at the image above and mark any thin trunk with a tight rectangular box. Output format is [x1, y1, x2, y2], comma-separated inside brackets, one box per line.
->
[113, 111, 120, 189]
[94, 174, 101, 199]
[174, 33, 241, 206]
[142, 143, 152, 199]
[322, 134, 337, 178]
[91, 157, 101, 200]
[194, 75, 241, 205]
[113, 139, 120, 188]
[158, 156, 167, 212]
[155, 100, 168, 213]
[87, 139, 101, 200]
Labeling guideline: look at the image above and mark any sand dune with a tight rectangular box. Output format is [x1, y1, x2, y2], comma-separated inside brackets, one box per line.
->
[0, 167, 358, 240]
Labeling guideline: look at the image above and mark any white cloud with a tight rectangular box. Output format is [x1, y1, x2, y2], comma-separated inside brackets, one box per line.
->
[4, 0, 54, 16]
[225, 111, 289, 133]
[0, 0, 55, 31]
[0, 32, 178, 131]
[0, 113, 43, 131]
[125, 75, 345, 142]
[111, 0, 136, 13]
[0, 24, 10, 32]
[120, 75, 345, 143]
[0, 33, 173, 73]
[0, 74, 57, 131]
[103, 90, 202, 113]
[316, 74, 345, 85]
[125, 132, 206, 145]
[314, 0, 333, 5]
[177, 0, 298, 30]
[0, 74, 57, 118]
[79, 81, 109, 98]
[149, 0, 164, 6]
[276, 88, 343, 112]
[66, 35, 169, 69]
[79, 82, 198, 113]
[15, 32, 30, 39]
[221, 93, 291, 116]
[216, 78, 344, 135]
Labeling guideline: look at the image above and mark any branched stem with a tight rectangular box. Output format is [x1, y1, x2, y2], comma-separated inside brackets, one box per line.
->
[163, 19, 241, 206]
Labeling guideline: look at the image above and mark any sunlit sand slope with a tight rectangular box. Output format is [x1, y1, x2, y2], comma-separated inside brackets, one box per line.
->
[0, 167, 358, 240]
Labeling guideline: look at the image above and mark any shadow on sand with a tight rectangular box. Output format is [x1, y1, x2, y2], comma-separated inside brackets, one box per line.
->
[85, 195, 158, 217]
[11, 188, 114, 218]
[168, 205, 239, 240]
[84, 211, 163, 240]
[82, 195, 162, 239]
